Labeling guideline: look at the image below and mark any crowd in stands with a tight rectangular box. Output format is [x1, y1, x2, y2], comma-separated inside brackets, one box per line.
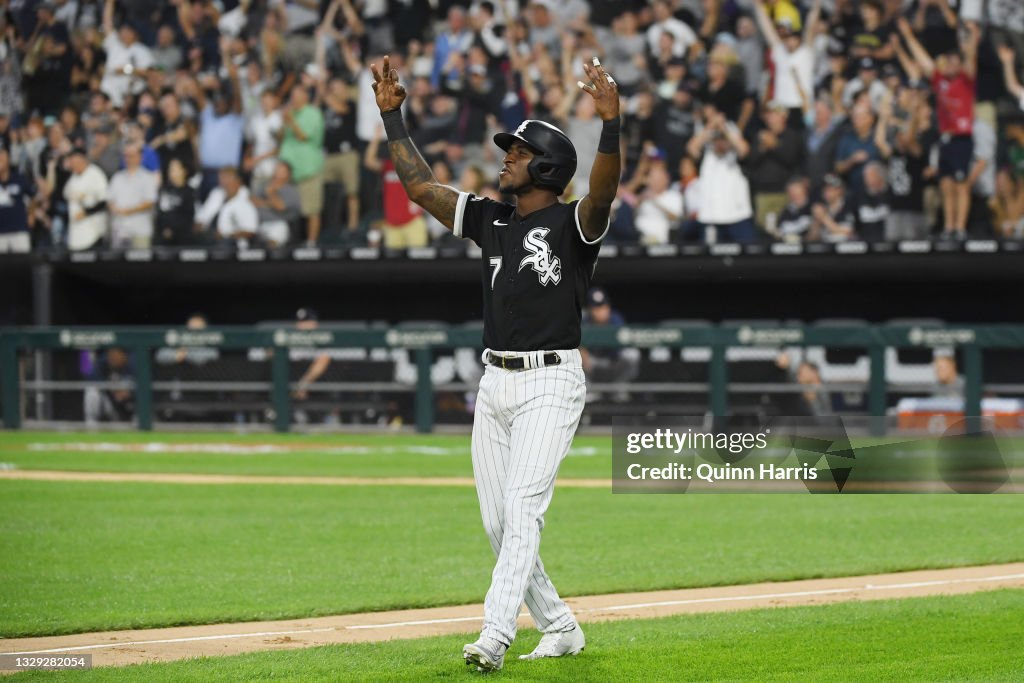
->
[1, 0, 1024, 254]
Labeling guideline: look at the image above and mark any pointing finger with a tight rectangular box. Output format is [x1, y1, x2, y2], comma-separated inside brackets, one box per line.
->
[370, 63, 381, 82]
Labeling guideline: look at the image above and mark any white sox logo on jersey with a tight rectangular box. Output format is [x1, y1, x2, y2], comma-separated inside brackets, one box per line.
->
[518, 227, 561, 286]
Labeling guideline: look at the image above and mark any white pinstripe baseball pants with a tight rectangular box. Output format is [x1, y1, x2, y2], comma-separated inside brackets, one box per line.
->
[472, 348, 586, 646]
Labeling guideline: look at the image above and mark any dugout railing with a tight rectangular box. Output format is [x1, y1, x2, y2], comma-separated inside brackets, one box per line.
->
[1, 322, 1019, 435]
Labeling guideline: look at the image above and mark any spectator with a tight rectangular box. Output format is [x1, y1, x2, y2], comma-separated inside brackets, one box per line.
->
[775, 352, 830, 416]
[363, 125, 428, 249]
[653, 81, 698, 178]
[83, 347, 134, 425]
[321, 76, 361, 233]
[622, 90, 656, 178]
[911, 0, 959, 57]
[292, 307, 330, 402]
[195, 48, 245, 200]
[107, 143, 158, 248]
[580, 287, 639, 402]
[152, 92, 197, 180]
[195, 167, 259, 248]
[2, 0, 1022, 255]
[932, 352, 963, 399]
[646, 0, 699, 59]
[990, 168, 1024, 238]
[64, 146, 108, 250]
[1005, 116, 1024, 181]
[749, 101, 805, 230]
[567, 94, 602, 191]
[734, 15, 764, 101]
[151, 24, 183, 74]
[99, 0, 152, 108]
[998, 45, 1024, 112]
[811, 173, 856, 242]
[245, 89, 283, 192]
[848, 0, 894, 63]
[278, 83, 325, 244]
[700, 49, 752, 129]
[876, 92, 932, 240]
[155, 158, 198, 246]
[898, 17, 979, 238]
[23, 1, 73, 117]
[854, 161, 890, 242]
[252, 160, 302, 247]
[805, 97, 843, 195]
[842, 57, 888, 110]
[775, 176, 813, 241]
[629, 152, 684, 245]
[753, 0, 821, 128]
[433, 6, 474, 88]
[605, 11, 647, 94]
[686, 112, 755, 243]
[835, 104, 880, 196]
[86, 122, 119, 178]
[970, 116, 997, 233]
[155, 313, 220, 370]
[0, 145, 34, 253]
[675, 154, 703, 242]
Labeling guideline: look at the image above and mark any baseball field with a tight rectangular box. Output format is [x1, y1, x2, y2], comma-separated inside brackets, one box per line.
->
[1, 431, 1023, 680]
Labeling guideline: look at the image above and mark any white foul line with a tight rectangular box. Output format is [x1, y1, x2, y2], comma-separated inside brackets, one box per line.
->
[6, 572, 1024, 655]
[4, 628, 336, 656]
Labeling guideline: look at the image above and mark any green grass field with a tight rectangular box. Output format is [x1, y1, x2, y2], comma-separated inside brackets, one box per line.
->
[2, 431, 1022, 681]
[10, 590, 1024, 682]
[2, 432, 1023, 639]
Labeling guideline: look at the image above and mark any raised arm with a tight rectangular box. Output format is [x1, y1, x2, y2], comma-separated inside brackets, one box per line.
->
[722, 118, 750, 158]
[371, 56, 460, 229]
[897, 16, 935, 78]
[802, 0, 822, 47]
[687, 124, 711, 160]
[998, 44, 1024, 101]
[576, 59, 622, 242]
[752, 0, 781, 50]
[963, 21, 980, 80]
[874, 93, 892, 158]
[102, 0, 115, 37]
[891, 32, 921, 81]
[338, 0, 364, 36]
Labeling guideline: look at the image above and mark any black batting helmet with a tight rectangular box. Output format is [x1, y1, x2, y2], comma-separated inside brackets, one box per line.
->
[493, 120, 577, 195]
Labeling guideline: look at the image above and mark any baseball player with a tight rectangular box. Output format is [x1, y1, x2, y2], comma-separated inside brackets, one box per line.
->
[371, 55, 622, 671]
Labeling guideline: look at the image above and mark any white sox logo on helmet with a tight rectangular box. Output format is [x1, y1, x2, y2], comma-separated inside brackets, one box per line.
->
[518, 227, 561, 286]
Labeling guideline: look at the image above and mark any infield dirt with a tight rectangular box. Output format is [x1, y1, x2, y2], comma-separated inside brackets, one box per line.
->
[2, 563, 1022, 669]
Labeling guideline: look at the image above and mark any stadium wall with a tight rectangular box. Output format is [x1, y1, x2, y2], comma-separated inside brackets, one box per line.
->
[1, 250, 1022, 327]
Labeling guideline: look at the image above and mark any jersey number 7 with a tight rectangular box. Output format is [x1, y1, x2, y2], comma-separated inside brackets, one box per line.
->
[489, 257, 502, 290]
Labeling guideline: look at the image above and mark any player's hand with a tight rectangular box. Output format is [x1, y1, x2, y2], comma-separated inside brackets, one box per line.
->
[370, 55, 407, 113]
[997, 44, 1016, 65]
[579, 57, 620, 122]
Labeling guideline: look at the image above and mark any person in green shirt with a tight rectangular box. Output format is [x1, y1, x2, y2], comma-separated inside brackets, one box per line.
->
[279, 84, 325, 243]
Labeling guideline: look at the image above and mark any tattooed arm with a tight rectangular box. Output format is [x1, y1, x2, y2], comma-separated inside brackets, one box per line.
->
[371, 56, 460, 230]
[576, 59, 622, 242]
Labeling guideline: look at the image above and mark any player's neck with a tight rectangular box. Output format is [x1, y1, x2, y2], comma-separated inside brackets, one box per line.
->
[513, 188, 558, 218]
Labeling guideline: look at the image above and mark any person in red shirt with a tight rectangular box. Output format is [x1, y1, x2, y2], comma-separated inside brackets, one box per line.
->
[363, 124, 428, 248]
[898, 18, 979, 238]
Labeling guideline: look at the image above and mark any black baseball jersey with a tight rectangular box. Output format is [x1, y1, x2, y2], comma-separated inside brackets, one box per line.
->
[454, 192, 606, 351]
